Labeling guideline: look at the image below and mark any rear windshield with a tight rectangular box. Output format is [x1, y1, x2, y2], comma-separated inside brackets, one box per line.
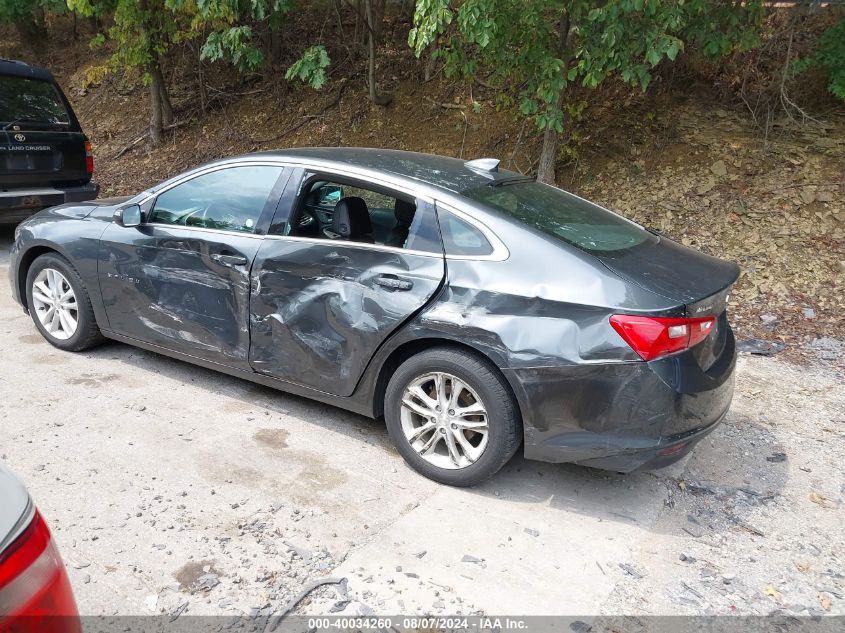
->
[0, 75, 70, 128]
[463, 181, 654, 254]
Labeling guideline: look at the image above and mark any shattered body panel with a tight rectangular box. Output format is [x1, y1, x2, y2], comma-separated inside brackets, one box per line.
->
[97, 223, 261, 368]
[249, 239, 445, 396]
[9, 148, 739, 473]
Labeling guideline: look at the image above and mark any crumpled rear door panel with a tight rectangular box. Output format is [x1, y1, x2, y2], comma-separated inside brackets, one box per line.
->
[249, 239, 445, 397]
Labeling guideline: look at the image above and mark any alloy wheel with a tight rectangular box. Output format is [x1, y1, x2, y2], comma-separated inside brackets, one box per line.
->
[399, 372, 489, 470]
[31, 268, 78, 341]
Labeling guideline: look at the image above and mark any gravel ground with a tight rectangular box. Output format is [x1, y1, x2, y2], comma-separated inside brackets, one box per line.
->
[0, 228, 843, 618]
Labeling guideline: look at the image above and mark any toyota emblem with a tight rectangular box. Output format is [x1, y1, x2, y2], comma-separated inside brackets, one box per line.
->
[14, 133, 26, 142]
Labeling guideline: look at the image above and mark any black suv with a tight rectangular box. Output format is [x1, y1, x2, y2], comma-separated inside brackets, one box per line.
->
[1, 59, 98, 224]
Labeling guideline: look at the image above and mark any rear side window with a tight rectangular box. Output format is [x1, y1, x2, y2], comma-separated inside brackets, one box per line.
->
[0, 76, 70, 127]
[283, 173, 442, 254]
[463, 181, 654, 254]
[438, 209, 493, 257]
[405, 201, 442, 254]
[150, 165, 284, 233]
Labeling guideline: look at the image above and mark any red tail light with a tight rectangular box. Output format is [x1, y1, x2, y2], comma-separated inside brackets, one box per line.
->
[0, 510, 80, 632]
[610, 314, 716, 361]
[84, 141, 93, 175]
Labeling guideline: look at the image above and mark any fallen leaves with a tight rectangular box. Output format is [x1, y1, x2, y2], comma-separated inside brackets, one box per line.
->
[765, 585, 782, 602]
[809, 492, 833, 508]
[819, 593, 832, 611]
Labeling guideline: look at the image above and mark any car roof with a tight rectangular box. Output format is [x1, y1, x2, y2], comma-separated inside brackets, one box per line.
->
[0, 58, 55, 82]
[247, 147, 530, 195]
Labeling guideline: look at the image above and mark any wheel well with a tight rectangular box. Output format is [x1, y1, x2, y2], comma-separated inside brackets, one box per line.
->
[17, 246, 59, 310]
[372, 338, 521, 421]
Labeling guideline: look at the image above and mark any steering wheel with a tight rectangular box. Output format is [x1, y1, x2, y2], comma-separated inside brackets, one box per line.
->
[179, 206, 206, 226]
[295, 206, 320, 235]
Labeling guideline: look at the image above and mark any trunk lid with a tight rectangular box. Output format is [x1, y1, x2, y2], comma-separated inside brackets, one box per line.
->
[597, 235, 739, 370]
[686, 286, 733, 370]
[596, 235, 739, 306]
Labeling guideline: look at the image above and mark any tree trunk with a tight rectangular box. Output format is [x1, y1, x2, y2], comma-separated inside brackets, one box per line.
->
[270, 28, 282, 68]
[197, 46, 207, 113]
[355, 0, 364, 45]
[33, 8, 47, 38]
[536, 122, 561, 185]
[365, 0, 392, 105]
[366, 0, 377, 105]
[372, 0, 385, 42]
[536, 13, 573, 185]
[152, 62, 174, 127]
[160, 82, 174, 127]
[424, 43, 437, 82]
[148, 63, 164, 146]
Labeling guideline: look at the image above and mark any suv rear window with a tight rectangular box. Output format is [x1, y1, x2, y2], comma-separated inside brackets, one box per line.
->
[0, 75, 70, 128]
[464, 181, 655, 254]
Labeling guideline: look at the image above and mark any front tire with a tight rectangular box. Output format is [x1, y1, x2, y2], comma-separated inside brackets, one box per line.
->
[25, 253, 104, 352]
[384, 347, 521, 486]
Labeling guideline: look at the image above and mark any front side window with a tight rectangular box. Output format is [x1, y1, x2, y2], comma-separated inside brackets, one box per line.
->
[0, 75, 70, 127]
[285, 175, 441, 253]
[149, 165, 284, 233]
[463, 181, 654, 254]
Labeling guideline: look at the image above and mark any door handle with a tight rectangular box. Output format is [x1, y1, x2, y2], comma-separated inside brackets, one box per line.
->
[211, 253, 248, 267]
[374, 275, 413, 291]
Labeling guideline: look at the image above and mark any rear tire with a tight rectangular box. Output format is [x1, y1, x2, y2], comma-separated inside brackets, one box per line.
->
[25, 253, 104, 352]
[384, 347, 521, 486]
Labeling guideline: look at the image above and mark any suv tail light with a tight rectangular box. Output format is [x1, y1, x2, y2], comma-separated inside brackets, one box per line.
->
[610, 314, 716, 361]
[84, 141, 93, 175]
[0, 510, 80, 632]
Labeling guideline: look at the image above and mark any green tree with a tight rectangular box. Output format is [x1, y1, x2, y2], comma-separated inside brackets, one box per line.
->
[285, 44, 331, 89]
[794, 12, 845, 100]
[170, 0, 292, 72]
[70, 0, 177, 145]
[410, 0, 762, 183]
[363, 0, 392, 105]
[70, 1, 295, 144]
[0, 0, 65, 40]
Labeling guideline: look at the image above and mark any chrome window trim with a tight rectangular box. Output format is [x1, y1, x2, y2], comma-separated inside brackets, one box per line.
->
[138, 161, 290, 206]
[136, 158, 508, 261]
[139, 162, 286, 236]
[266, 166, 443, 257]
[435, 201, 509, 262]
[261, 233, 443, 259]
[144, 223, 264, 239]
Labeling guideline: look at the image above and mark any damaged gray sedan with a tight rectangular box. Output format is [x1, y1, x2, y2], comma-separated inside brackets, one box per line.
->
[9, 148, 738, 486]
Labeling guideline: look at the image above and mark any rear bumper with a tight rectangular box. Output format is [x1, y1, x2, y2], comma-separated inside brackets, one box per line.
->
[573, 408, 727, 473]
[0, 183, 98, 223]
[508, 328, 737, 471]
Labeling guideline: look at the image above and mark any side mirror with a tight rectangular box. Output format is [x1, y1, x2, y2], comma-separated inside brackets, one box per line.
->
[114, 204, 142, 228]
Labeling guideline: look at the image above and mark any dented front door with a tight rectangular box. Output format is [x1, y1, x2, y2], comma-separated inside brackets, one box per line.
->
[98, 223, 264, 368]
[97, 163, 288, 368]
